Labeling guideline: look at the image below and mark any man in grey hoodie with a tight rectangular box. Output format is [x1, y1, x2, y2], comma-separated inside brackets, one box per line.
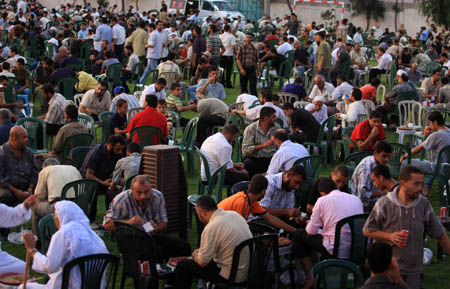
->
[363, 165, 450, 289]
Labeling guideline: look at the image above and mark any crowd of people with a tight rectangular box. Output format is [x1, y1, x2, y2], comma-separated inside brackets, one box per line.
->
[0, 0, 449, 289]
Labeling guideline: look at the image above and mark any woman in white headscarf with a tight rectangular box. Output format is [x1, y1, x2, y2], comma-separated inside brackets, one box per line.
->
[21, 201, 108, 289]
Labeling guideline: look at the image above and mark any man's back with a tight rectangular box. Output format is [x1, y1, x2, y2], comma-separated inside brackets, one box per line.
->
[35, 165, 82, 202]
[359, 275, 408, 289]
[53, 121, 90, 154]
[291, 109, 321, 141]
[127, 107, 168, 144]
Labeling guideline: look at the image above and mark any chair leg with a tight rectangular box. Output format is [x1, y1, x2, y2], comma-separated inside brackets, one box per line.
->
[187, 151, 194, 174]
[120, 266, 127, 289]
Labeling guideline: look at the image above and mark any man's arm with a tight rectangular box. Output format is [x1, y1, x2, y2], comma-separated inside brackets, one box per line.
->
[261, 213, 296, 234]
[363, 230, 406, 247]
[197, 78, 211, 95]
[86, 168, 110, 187]
[263, 207, 298, 219]
[437, 232, 450, 254]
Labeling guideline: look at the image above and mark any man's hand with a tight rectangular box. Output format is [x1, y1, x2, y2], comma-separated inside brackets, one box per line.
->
[385, 257, 406, 285]
[23, 194, 40, 209]
[128, 216, 145, 226]
[316, 66, 322, 73]
[22, 232, 36, 252]
[103, 179, 113, 187]
[263, 139, 274, 148]
[192, 248, 199, 258]
[370, 126, 380, 138]
[234, 163, 245, 170]
[287, 208, 300, 218]
[208, 76, 215, 83]
[14, 103, 24, 108]
[14, 190, 28, 202]
[390, 231, 407, 247]
[240, 68, 246, 76]
[424, 126, 432, 135]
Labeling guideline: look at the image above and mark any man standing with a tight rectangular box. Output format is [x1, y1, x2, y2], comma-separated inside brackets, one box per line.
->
[126, 21, 148, 62]
[79, 81, 111, 121]
[314, 31, 332, 83]
[236, 32, 258, 97]
[267, 129, 309, 175]
[140, 21, 164, 83]
[219, 24, 236, 88]
[206, 25, 223, 66]
[94, 17, 113, 51]
[111, 17, 126, 63]
[192, 26, 206, 76]
[284, 13, 301, 36]
[363, 165, 450, 289]
[352, 141, 393, 211]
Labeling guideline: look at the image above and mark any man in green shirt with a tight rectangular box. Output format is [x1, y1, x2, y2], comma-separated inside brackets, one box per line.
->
[166, 82, 196, 127]
[314, 30, 332, 83]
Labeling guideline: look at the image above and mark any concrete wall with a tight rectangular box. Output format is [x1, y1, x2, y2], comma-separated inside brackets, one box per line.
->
[37, 0, 163, 13]
[269, 1, 431, 35]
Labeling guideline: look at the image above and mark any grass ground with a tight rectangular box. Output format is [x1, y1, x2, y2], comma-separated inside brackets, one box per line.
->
[2, 75, 450, 289]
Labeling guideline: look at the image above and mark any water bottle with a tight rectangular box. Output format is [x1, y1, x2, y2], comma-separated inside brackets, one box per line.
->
[431, 96, 435, 107]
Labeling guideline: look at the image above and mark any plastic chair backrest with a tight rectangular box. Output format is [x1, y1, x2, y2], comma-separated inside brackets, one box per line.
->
[322, 115, 336, 146]
[127, 107, 144, 120]
[16, 117, 46, 151]
[99, 111, 115, 143]
[340, 136, 359, 160]
[439, 164, 450, 207]
[435, 145, 450, 175]
[230, 113, 247, 132]
[355, 113, 368, 125]
[159, 71, 178, 90]
[61, 133, 94, 165]
[344, 152, 373, 168]
[230, 102, 245, 111]
[130, 125, 162, 149]
[277, 92, 299, 104]
[360, 99, 375, 113]
[180, 117, 199, 150]
[196, 147, 228, 201]
[248, 222, 278, 236]
[425, 61, 441, 77]
[61, 254, 119, 289]
[106, 63, 123, 85]
[336, 101, 346, 114]
[312, 259, 364, 289]
[231, 181, 251, 195]
[70, 146, 91, 170]
[389, 143, 411, 180]
[4, 78, 15, 103]
[342, 126, 355, 137]
[61, 179, 100, 216]
[293, 155, 323, 180]
[124, 174, 137, 191]
[376, 84, 386, 103]
[397, 100, 423, 127]
[333, 214, 369, 266]
[46, 42, 56, 58]
[294, 101, 310, 109]
[78, 114, 95, 134]
[38, 214, 57, 254]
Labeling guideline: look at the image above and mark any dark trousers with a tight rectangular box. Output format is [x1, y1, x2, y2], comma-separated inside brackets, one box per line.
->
[316, 68, 331, 83]
[196, 115, 225, 145]
[37, 123, 63, 150]
[292, 228, 333, 259]
[240, 66, 257, 96]
[243, 157, 271, 179]
[152, 234, 192, 263]
[114, 44, 124, 63]
[290, 131, 310, 144]
[224, 171, 249, 187]
[174, 260, 227, 289]
[220, 55, 234, 87]
[369, 68, 386, 81]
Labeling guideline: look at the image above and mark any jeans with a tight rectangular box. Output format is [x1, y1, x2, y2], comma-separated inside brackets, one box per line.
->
[403, 159, 438, 187]
[296, 65, 306, 80]
[140, 58, 159, 84]
[187, 85, 198, 101]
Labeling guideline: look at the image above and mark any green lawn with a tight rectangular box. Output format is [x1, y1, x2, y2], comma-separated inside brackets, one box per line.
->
[3, 76, 450, 288]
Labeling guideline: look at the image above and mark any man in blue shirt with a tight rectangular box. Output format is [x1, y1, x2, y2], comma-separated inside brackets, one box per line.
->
[77, 22, 89, 39]
[282, 77, 307, 100]
[0, 109, 13, 145]
[94, 17, 113, 47]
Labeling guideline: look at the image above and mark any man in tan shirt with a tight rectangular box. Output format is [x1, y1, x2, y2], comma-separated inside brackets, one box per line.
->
[174, 195, 253, 289]
[79, 80, 111, 120]
[125, 21, 148, 61]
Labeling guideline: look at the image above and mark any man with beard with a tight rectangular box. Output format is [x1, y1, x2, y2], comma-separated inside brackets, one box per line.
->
[363, 165, 450, 289]
[103, 175, 191, 262]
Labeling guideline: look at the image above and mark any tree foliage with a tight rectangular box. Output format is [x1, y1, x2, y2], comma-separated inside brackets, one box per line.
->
[420, 0, 450, 29]
[350, 0, 386, 31]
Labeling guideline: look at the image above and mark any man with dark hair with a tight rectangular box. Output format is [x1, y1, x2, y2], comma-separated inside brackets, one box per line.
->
[12, 58, 29, 95]
[421, 68, 441, 100]
[282, 103, 321, 144]
[174, 195, 252, 289]
[81, 134, 126, 221]
[305, 165, 350, 213]
[352, 141, 393, 211]
[127, 94, 168, 145]
[351, 110, 386, 151]
[236, 32, 258, 96]
[200, 124, 249, 187]
[196, 66, 225, 100]
[195, 98, 229, 145]
[206, 24, 223, 65]
[293, 177, 363, 289]
[79, 80, 111, 121]
[400, 111, 450, 196]
[314, 30, 332, 82]
[140, 78, 167, 105]
[267, 128, 309, 174]
[191, 25, 206, 75]
[38, 83, 66, 135]
[337, 87, 367, 126]
[126, 21, 148, 62]
[281, 77, 307, 100]
[378, 71, 417, 118]
[371, 165, 398, 193]
[242, 106, 279, 178]
[219, 24, 236, 88]
[218, 174, 296, 233]
[364, 165, 450, 289]
[369, 46, 393, 81]
[360, 77, 380, 103]
[111, 16, 126, 63]
[101, 50, 120, 75]
[360, 242, 408, 289]
[261, 165, 306, 219]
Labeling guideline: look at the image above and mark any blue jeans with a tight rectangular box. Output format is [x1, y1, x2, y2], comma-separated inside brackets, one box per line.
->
[296, 65, 306, 80]
[402, 159, 440, 187]
[140, 58, 159, 84]
[187, 85, 197, 101]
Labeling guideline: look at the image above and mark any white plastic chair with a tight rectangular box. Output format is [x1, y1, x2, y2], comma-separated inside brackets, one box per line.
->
[277, 92, 299, 105]
[293, 101, 310, 109]
[397, 100, 423, 129]
[360, 99, 376, 113]
[336, 101, 346, 114]
[376, 84, 386, 103]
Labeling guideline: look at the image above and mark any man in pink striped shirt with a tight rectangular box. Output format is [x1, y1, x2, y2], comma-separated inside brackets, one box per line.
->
[293, 178, 364, 289]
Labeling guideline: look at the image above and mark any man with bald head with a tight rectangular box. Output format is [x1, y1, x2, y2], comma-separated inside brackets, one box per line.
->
[0, 126, 38, 239]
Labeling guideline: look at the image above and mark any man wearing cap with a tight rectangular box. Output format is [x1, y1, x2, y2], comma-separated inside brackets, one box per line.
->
[110, 86, 140, 113]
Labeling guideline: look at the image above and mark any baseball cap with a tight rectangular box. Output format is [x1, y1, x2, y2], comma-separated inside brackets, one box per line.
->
[113, 86, 125, 94]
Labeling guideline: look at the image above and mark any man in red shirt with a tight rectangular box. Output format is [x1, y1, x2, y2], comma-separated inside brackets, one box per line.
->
[360, 77, 380, 103]
[127, 94, 168, 145]
[351, 110, 385, 151]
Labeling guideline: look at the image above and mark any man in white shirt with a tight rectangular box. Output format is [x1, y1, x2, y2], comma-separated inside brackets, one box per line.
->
[236, 93, 258, 110]
[369, 46, 392, 81]
[293, 178, 363, 289]
[277, 36, 293, 58]
[331, 74, 353, 103]
[140, 78, 167, 105]
[305, 96, 328, 125]
[308, 75, 335, 115]
[17, 0, 26, 13]
[267, 129, 309, 175]
[201, 125, 249, 186]
[337, 88, 367, 126]
[140, 21, 164, 84]
[219, 24, 236, 88]
[111, 17, 126, 63]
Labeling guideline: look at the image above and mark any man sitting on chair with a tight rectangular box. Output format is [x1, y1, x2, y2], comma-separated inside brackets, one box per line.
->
[350, 110, 385, 151]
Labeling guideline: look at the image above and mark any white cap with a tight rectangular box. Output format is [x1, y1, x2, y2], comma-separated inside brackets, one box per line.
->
[396, 69, 407, 76]
[314, 95, 326, 103]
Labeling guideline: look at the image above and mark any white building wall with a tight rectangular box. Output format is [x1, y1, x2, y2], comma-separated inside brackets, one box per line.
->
[37, 0, 163, 13]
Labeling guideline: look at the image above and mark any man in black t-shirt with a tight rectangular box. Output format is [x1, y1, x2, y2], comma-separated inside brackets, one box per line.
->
[282, 103, 320, 144]
[285, 13, 300, 36]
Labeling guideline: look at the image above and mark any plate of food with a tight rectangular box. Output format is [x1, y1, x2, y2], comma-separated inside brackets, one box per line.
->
[0, 273, 32, 285]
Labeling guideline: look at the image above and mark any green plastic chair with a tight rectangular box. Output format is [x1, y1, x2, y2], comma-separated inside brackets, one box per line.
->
[425, 61, 442, 77]
[106, 63, 123, 94]
[61, 133, 94, 165]
[337, 135, 359, 161]
[4, 78, 16, 103]
[389, 143, 411, 180]
[293, 155, 324, 180]
[61, 179, 100, 217]
[304, 115, 336, 165]
[124, 174, 137, 191]
[57, 77, 79, 102]
[16, 117, 48, 153]
[234, 135, 243, 163]
[99, 111, 116, 143]
[312, 259, 364, 289]
[25, 37, 39, 59]
[168, 110, 180, 140]
[423, 144, 450, 189]
[344, 151, 373, 169]
[438, 164, 450, 208]
[278, 61, 293, 89]
[176, 117, 198, 173]
[78, 114, 96, 143]
[46, 42, 57, 59]
[130, 125, 162, 150]
[70, 146, 91, 170]
[129, 61, 144, 92]
[38, 214, 57, 253]
[230, 113, 247, 133]
[66, 63, 83, 72]
[332, 214, 370, 269]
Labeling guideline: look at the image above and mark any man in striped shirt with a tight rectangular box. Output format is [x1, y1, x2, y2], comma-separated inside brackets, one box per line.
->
[110, 86, 140, 113]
